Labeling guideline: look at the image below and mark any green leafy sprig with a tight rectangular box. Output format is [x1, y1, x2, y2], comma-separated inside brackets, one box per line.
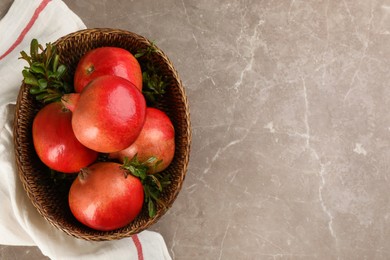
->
[135, 42, 168, 104]
[134, 42, 158, 59]
[121, 155, 170, 217]
[19, 39, 71, 103]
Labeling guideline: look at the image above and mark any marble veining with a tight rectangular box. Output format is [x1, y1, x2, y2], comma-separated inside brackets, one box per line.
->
[2, 0, 390, 259]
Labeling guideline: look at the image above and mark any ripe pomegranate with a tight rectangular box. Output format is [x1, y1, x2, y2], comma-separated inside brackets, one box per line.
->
[110, 107, 175, 174]
[32, 102, 98, 173]
[68, 162, 144, 231]
[74, 47, 142, 92]
[62, 75, 146, 153]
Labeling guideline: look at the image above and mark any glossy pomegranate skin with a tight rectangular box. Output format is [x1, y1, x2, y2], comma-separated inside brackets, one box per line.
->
[32, 102, 98, 173]
[68, 162, 144, 231]
[70, 75, 146, 153]
[110, 107, 175, 174]
[74, 47, 142, 92]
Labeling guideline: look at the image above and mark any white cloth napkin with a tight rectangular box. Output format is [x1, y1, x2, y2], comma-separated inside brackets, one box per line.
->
[0, 1, 172, 259]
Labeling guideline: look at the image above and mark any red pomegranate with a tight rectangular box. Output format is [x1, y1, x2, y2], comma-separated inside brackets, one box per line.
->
[32, 102, 98, 173]
[110, 107, 175, 174]
[62, 75, 146, 153]
[74, 47, 142, 92]
[68, 162, 144, 231]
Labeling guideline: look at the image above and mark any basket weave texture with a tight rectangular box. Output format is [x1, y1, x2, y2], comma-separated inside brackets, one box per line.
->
[13, 28, 191, 241]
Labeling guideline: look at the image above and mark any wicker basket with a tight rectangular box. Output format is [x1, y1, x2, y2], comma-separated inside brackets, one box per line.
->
[13, 28, 191, 241]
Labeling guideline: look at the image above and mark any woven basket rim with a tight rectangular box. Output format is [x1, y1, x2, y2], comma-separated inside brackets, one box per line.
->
[13, 28, 192, 241]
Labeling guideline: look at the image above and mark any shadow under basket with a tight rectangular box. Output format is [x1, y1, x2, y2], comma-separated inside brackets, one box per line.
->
[13, 28, 191, 241]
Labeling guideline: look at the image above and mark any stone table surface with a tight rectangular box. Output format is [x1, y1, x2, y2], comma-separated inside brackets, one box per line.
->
[2, 0, 390, 259]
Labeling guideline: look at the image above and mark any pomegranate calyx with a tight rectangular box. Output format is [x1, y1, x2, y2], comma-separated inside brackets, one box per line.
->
[61, 93, 80, 112]
[86, 64, 95, 75]
[79, 167, 90, 181]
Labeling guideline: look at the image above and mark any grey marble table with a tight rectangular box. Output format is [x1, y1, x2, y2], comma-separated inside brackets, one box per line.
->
[2, 0, 390, 259]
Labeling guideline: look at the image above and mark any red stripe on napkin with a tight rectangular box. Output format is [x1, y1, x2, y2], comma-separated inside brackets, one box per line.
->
[132, 234, 144, 260]
[0, 0, 51, 61]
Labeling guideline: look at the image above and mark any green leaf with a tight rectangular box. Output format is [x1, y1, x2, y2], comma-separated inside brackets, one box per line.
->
[47, 71, 56, 79]
[24, 76, 39, 86]
[56, 64, 66, 78]
[38, 78, 47, 89]
[154, 159, 163, 169]
[22, 70, 39, 86]
[134, 52, 145, 59]
[22, 69, 34, 78]
[135, 42, 158, 60]
[29, 86, 45, 95]
[30, 39, 39, 60]
[141, 70, 167, 104]
[30, 62, 45, 75]
[148, 199, 156, 217]
[149, 175, 162, 191]
[19, 51, 32, 65]
[35, 93, 48, 100]
[144, 156, 158, 165]
[43, 94, 62, 103]
[121, 155, 148, 180]
[44, 44, 52, 65]
[148, 188, 160, 201]
[52, 54, 59, 72]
